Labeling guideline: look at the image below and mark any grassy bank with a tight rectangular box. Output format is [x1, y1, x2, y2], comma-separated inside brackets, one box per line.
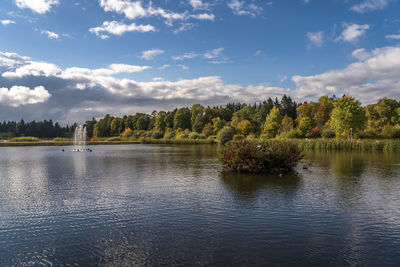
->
[1, 137, 399, 152]
[0, 137, 214, 147]
[292, 138, 400, 152]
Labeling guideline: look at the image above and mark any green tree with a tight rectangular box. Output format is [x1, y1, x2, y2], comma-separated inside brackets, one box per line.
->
[331, 95, 367, 138]
[280, 115, 294, 133]
[110, 117, 123, 136]
[212, 117, 226, 135]
[263, 107, 282, 138]
[236, 120, 253, 136]
[174, 107, 191, 130]
[84, 118, 97, 138]
[191, 104, 205, 133]
[154, 111, 167, 133]
[298, 117, 313, 137]
[365, 98, 400, 129]
[201, 123, 213, 136]
[136, 115, 151, 131]
[217, 126, 236, 145]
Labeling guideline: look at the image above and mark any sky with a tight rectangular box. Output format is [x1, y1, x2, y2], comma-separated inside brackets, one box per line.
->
[0, 0, 399, 123]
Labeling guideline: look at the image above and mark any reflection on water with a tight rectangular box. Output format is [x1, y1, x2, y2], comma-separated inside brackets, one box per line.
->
[220, 171, 301, 196]
[0, 145, 400, 266]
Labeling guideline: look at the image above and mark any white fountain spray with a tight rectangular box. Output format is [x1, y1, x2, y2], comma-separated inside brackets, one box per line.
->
[73, 125, 87, 152]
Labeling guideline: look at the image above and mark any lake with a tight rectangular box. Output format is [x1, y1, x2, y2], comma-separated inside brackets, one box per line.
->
[1, 145, 400, 266]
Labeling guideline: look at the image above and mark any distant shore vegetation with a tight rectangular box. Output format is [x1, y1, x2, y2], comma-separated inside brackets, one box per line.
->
[1, 95, 400, 144]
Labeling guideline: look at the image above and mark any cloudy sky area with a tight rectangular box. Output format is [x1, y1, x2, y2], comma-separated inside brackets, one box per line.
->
[0, 0, 399, 123]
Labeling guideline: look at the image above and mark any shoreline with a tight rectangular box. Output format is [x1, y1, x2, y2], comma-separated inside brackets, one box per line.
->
[1, 138, 400, 152]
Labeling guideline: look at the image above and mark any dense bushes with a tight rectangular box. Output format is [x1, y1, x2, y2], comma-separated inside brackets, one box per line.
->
[217, 126, 236, 145]
[220, 140, 303, 173]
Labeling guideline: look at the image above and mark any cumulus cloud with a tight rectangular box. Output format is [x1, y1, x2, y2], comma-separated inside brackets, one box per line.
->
[99, 0, 211, 22]
[336, 23, 370, 43]
[292, 46, 400, 104]
[350, 0, 389, 13]
[3, 62, 61, 78]
[0, 50, 290, 122]
[227, 0, 263, 17]
[97, 0, 215, 35]
[41, 30, 59, 39]
[306, 31, 324, 48]
[15, 0, 59, 14]
[140, 49, 164, 60]
[0, 52, 30, 69]
[2, 47, 400, 122]
[89, 21, 155, 39]
[0, 20, 16, 25]
[0, 86, 51, 107]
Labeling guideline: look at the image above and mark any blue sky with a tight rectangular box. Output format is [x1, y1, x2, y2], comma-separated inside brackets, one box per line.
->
[0, 0, 399, 122]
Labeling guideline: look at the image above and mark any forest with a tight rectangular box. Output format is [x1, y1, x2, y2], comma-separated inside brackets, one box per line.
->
[1, 95, 400, 142]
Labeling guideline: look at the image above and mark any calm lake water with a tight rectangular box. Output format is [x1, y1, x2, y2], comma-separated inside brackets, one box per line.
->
[1, 145, 400, 266]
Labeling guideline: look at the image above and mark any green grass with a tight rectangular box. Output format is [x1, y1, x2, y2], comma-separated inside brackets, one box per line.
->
[53, 137, 72, 143]
[290, 138, 400, 152]
[9, 136, 39, 142]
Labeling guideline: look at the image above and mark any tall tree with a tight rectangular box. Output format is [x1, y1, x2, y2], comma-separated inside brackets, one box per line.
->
[331, 95, 367, 138]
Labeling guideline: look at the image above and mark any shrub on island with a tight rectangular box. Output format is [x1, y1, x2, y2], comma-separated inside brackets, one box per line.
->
[220, 139, 303, 173]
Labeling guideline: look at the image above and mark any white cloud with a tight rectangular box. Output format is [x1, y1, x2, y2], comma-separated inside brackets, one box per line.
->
[172, 52, 199, 61]
[189, 13, 214, 20]
[306, 31, 324, 48]
[228, 0, 263, 17]
[386, 31, 400, 40]
[336, 23, 370, 43]
[140, 49, 164, 60]
[15, 0, 59, 14]
[292, 46, 400, 104]
[2, 62, 61, 78]
[152, 77, 164, 81]
[99, 0, 147, 19]
[204, 47, 224, 59]
[172, 48, 224, 61]
[351, 48, 371, 60]
[89, 21, 155, 38]
[0, 86, 51, 107]
[41, 30, 59, 39]
[173, 22, 196, 34]
[189, 0, 204, 9]
[159, 64, 170, 69]
[350, 0, 389, 13]
[99, 0, 185, 21]
[109, 63, 150, 73]
[0, 20, 16, 25]
[2, 61, 148, 80]
[178, 64, 189, 70]
[0, 52, 30, 69]
[2, 47, 400, 121]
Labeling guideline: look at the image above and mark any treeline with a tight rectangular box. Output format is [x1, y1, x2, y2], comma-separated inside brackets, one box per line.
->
[0, 120, 76, 139]
[84, 95, 400, 142]
[2, 95, 400, 142]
